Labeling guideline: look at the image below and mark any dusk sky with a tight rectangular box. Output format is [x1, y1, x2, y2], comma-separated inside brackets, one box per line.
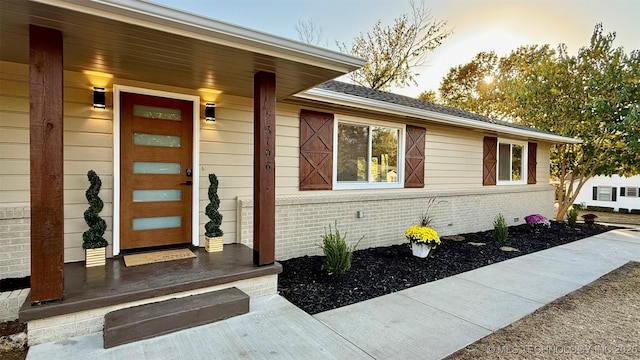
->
[154, 0, 639, 97]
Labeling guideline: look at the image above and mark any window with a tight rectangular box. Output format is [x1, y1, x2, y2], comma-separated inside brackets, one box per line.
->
[597, 186, 612, 201]
[626, 187, 638, 197]
[334, 119, 404, 189]
[497, 140, 527, 184]
[300, 110, 423, 191]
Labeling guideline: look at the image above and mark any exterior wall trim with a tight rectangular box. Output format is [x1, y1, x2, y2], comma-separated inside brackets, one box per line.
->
[113, 85, 201, 255]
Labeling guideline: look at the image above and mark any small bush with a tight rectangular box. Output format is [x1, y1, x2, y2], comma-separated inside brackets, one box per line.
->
[630, 209, 640, 215]
[567, 206, 579, 227]
[493, 213, 508, 242]
[320, 221, 363, 275]
[618, 208, 629, 214]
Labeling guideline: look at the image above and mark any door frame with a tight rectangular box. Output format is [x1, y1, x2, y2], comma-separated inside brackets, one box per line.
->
[113, 84, 201, 255]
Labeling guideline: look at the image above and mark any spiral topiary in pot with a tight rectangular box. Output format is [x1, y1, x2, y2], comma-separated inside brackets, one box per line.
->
[204, 173, 224, 252]
[83, 170, 108, 250]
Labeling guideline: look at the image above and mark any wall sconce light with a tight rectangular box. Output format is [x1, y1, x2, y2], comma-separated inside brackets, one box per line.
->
[205, 103, 216, 121]
[93, 87, 106, 109]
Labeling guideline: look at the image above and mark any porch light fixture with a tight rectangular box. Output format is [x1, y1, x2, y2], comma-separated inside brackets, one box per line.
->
[205, 103, 216, 121]
[93, 87, 106, 109]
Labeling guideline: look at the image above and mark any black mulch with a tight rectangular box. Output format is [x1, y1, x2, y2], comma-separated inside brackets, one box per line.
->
[277, 222, 612, 315]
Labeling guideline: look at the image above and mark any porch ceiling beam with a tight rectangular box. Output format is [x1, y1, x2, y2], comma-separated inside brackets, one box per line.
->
[29, 25, 65, 303]
[253, 72, 276, 265]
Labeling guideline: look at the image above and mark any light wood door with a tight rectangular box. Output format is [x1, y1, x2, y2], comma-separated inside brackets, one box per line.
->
[120, 92, 193, 250]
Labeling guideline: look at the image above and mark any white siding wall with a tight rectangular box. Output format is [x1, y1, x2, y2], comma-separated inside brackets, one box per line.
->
[573, 175, 640, 212]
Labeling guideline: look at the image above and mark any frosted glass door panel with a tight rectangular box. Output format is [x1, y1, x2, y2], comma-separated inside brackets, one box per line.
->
[133, 162, 180, 174]
[133, 216, 181, 231]
[134, 133, 181, 147]
[133, 190, 181, 202]
[133, 105, 182, 120]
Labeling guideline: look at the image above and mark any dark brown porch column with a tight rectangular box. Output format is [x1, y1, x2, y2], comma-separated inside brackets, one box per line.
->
[29, 25, 64, 303]
[253, 72, 276, 265]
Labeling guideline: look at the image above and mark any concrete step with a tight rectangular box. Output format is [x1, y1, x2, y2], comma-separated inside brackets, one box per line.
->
[103, 287, 249, 348]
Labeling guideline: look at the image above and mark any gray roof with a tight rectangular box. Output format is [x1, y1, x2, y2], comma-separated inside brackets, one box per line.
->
[315, 81, 558, 136]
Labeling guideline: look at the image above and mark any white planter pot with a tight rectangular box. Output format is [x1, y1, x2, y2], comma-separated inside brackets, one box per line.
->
[205, 236, 223, 252]
[411, 243, 432, 258]
[85, 247, 106, 267]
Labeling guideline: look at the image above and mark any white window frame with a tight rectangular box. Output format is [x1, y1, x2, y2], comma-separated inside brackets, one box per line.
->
[597, 186, 612, 201]
[333, 115, 405, 190]
[496, 138, 528, 185]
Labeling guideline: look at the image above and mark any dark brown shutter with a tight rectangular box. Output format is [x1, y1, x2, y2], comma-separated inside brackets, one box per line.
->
[299, 110, 334, 190]
[592, 187, 598, 200]
[483, 136, 497, 186]
[405, 125, 426, 188]
[527, 142, 537, 184]
[612, 187, 617, 202]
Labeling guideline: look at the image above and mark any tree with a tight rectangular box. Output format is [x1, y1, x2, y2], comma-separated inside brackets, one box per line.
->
[338, 0, 451, 90]
[417, 90, 438, 103]
[438, 24, 640, 220]
[439, 45, 555, 119]
[295, 18, 327, 47]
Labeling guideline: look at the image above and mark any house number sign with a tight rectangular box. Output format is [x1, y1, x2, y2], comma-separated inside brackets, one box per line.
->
[265, 125, 273, 170]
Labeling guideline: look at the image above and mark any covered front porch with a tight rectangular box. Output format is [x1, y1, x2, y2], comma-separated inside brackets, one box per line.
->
[20, 244, 281, 345]
[0, 0, 361, 307]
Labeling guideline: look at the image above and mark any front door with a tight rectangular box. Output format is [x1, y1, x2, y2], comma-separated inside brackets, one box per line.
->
[120, 92, 193, 250]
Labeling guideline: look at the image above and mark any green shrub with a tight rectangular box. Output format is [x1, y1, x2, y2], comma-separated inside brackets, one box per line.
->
[493, 213, 508, 242]
[320, 221, 363, 275]
[567, 206, 579, 227]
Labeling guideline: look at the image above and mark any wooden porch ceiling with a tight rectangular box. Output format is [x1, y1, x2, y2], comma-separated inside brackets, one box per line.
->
[0, 0, 362, 100]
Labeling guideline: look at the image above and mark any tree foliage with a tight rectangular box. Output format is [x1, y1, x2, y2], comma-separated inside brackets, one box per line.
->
[417, 90, 438, 103]
[338, 0, 451, 90]
[438, 24, 640, 220]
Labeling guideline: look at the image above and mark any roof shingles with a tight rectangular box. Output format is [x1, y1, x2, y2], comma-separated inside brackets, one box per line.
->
[315, 81, 558, 137]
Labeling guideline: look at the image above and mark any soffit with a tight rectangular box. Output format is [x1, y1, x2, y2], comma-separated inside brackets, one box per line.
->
[0, 0, 362, 99]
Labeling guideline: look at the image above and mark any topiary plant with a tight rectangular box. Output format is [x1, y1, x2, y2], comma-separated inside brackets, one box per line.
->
[82, 170, 108, 249]
[205, 173, 223, 238]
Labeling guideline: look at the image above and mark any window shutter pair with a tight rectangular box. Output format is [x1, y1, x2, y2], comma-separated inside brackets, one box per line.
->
[482, 137, 537, 186]
[592, 186, 618, 201]
[299, 110, 426, 190]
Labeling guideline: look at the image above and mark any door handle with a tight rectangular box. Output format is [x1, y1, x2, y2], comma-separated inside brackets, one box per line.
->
[180, 181, 193, 186]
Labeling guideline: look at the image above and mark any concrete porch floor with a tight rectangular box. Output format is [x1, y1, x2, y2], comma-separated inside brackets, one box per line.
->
[26, 228, 640, 359]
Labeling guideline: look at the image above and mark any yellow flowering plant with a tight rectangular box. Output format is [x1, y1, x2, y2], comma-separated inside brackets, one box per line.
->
[405, 225, 440, 248]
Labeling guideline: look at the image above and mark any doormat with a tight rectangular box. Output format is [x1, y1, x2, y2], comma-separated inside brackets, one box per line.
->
[123, 249, 196, 267]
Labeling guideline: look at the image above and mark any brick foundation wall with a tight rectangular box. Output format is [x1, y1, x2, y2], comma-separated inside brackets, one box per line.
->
[238, 185, 556, 260]
[0, 206, 31, 280]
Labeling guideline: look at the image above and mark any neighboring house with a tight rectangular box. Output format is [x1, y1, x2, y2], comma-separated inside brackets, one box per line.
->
[0, 0, 578, 345]
[573, 175, 640, 212]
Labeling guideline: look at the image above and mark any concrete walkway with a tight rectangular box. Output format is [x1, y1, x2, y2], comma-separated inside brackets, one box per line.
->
[27, 228, 640, 360]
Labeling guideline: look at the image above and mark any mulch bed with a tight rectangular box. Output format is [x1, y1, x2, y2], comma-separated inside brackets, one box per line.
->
[278, 222, 612, 315]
